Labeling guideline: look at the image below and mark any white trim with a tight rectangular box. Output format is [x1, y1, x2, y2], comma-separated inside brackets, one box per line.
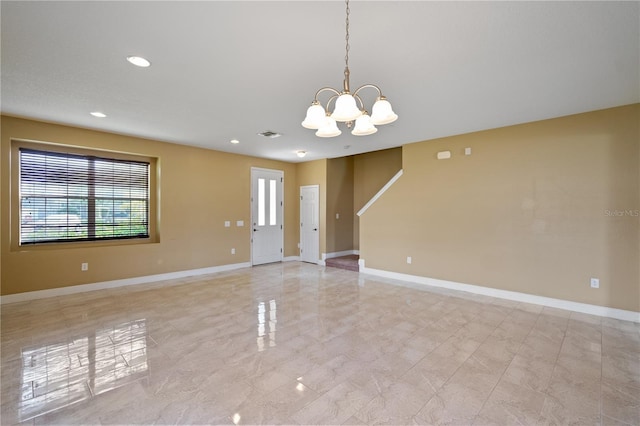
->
[0, 262, 251, 305]
[320, 250, 359, 266]
[357, 170, 403, 217]
[359, 262, 640, 323]
[358, 258, 366, 271]
[283, 256, 300, 262]
[322, 250, 359, 261]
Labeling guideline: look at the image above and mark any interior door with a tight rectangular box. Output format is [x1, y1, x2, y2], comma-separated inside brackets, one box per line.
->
[251, 168, 284, 265]
[300, 185, 319, 264]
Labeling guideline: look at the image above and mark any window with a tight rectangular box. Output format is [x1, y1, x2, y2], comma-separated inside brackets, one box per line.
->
[19, 147, 150, 245]
[256, 177, 278, 227]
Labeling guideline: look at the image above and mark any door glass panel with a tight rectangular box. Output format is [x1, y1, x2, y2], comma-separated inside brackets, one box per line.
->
[258, 178, 265, 226]
[269, 179, 276, 226]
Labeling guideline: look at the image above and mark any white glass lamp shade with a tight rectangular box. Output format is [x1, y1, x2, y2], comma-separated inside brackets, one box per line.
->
[315, 116, 342, 138]
[302, 103, 326, 129]
[351, 112, 378, 136]
[370, 97, 398, 125]
[331, 93, 362, 122]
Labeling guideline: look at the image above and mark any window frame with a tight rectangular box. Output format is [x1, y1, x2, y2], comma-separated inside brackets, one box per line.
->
[10, 139, 159, 250]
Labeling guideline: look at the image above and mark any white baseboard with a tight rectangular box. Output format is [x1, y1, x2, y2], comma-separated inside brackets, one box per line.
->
[359, 261, 640, 323]
[358, 258, 366, 270]
[322, 250, 359, 260]
[0, 262, 251, 305]
[283, 256, 300, 262]
[8, 259, 636, 323]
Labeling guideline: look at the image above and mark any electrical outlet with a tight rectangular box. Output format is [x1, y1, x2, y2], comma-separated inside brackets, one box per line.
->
[81, 263, 88, 271]
[590, 278, 599, 288]
[407, 256, 412, 264]
[231, 248, 236, 255]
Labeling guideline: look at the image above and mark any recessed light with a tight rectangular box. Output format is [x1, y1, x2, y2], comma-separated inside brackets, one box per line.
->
[296, 151, 307, 158]
[90, 111, 107, 118]
[126, 56, 151, 67]
[230, 139, 240, 144]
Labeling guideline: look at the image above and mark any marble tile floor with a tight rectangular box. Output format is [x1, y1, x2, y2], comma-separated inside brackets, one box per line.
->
[1, 262, 639, 425]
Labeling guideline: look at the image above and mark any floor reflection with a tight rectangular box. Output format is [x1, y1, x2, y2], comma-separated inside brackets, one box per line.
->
[19, 319, 149, 421]
[257, 299, 277, 352]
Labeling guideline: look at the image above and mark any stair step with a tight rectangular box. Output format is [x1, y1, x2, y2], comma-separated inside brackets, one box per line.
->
[325, 255, 359, 272]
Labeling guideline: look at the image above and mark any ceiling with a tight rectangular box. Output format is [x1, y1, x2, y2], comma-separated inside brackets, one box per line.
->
[2, 1, 638, 163]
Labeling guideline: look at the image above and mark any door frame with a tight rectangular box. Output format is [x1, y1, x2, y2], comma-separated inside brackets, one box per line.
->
[250, 167, 284, 266]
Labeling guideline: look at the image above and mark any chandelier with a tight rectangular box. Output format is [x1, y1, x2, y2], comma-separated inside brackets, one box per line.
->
[301, 0, 398, 137]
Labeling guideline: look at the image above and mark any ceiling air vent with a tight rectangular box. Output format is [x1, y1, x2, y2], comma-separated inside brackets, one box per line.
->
[258, 130, 281, 139]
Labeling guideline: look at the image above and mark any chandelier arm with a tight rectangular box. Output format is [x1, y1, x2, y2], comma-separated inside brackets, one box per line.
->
[352, 84, 383, 99]
[325, 94, 340, 113]
[314, 88, 342, 113]
[314, 87, 341, 102]
[353, 93, 365, 111]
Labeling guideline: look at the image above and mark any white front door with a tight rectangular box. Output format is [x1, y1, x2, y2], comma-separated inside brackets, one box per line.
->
[251, 168, 284, 265]
[300, 185, 320, 264]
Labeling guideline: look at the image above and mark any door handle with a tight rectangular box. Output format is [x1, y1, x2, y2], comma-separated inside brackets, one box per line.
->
[253, 229, 258, 232]
[313, 228, 318, 231]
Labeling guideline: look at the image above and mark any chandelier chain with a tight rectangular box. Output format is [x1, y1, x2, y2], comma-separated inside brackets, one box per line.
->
[344, 0, 350, 69]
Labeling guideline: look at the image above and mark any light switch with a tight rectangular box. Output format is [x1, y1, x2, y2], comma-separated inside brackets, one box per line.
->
[236, 220, 244, 227]
[465, 147, 472, 155]
[336, 213, 340, 219]
[224, 221, 231, 227]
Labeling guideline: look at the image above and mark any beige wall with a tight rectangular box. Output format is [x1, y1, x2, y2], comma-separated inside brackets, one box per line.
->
[360, 105, 639, 312]
[1, 116, 298, 295]
[353, 148, 403, 250]
[296, 159, 327, 259]
[4, 105, 638, 312]
[296, 150, 402, 257]
[326, 157, 354, 254]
